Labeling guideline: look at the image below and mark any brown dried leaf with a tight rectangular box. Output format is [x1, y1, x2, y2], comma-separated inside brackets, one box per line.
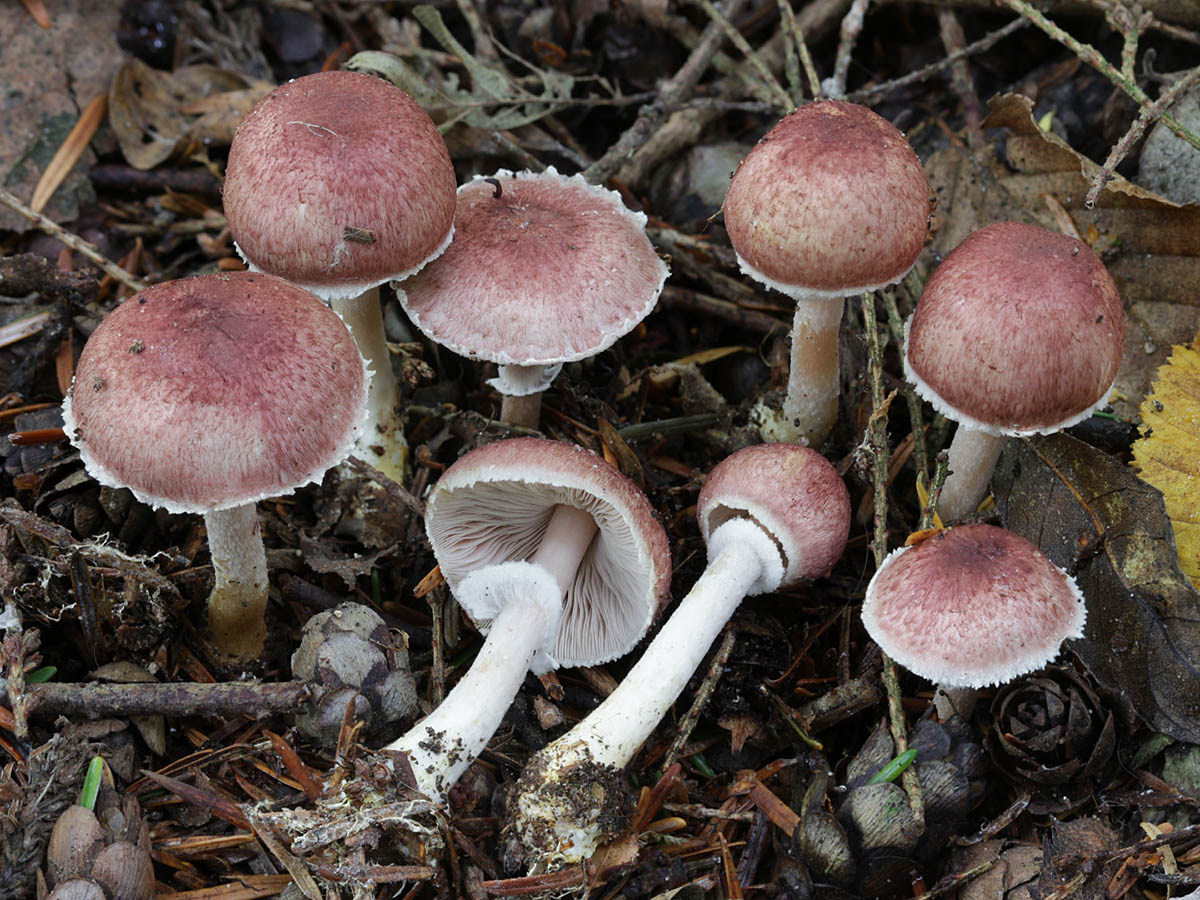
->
[299, 538, 395, 590]
[108, 58, 268, 170]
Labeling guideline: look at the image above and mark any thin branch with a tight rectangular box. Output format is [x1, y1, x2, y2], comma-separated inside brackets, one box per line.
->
[689, 0, 794, 110]
[0, 187, 148, 294]
[779, 0, 823, 98]
[663, 626, 738, 770]
[582, 0, 752, 183]
[1086, 63, 1200, 206]
[848, 17, 1028, 104]
[829, 0, 871, 98]
[1002, 0, 1200, 155]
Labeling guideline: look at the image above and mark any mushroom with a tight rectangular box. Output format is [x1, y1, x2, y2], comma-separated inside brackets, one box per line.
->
[723, 100, 929, 447]
[62, 272, 368, 665]
[384, 437, 670, 801]
[396, 168, 668, 428]
[223, 69, 456, 482]
[509, 443, 850, 871]
[904, 221, 1125, 521]
[861, 523, 1086, 719]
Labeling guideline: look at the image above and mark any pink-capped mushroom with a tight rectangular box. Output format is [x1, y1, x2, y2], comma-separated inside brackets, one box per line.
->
[904, 222, 1125, 521]
[224, 69, 456, 482]
[396, 168, 669, 428]
[510, 443, 850, 871]
[861, 523, 1086, 719]
[385, 437, 670, 801]
[724, 100, 930, 447]
[62, 272, 369, 665]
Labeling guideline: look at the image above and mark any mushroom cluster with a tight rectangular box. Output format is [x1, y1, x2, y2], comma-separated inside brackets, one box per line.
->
[50, 64, 1131, 896]
[510, 443, 850, 870]
[384, 437, 671, 801]
[224, 69, 456, 482]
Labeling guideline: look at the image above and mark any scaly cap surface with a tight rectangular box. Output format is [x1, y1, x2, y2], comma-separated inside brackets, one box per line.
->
[62, 272, 368, 513]
[904, 222, 1125, 435]
[398, 168, 669, 366]
[724, 100, 929, 300]
[224, 70, 456, 300]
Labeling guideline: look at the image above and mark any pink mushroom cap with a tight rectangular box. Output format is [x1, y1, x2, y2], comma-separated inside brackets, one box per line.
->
[397, 168, 669, 367]
[861, 524, 1086, 688]
[62, 272, 368, 514]
[904, 222, 1125, 435]
[223, 70, 456, 301]
[723, 100, 930, 300]
[425, 437, 671, 667]
[697, 443, 851, 587]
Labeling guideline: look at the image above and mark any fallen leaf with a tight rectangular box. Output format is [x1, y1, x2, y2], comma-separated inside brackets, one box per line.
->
[108, 58, 269, 170]
[992, 433, 1200, 743]
[299, 539, 395, 590]
[1131, 337, 1200, 586]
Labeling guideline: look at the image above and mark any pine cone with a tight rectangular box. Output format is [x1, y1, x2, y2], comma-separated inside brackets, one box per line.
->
[987, 666, 1116, 814]
[793, 716, 987, 898]
[291, 603, 418, 748]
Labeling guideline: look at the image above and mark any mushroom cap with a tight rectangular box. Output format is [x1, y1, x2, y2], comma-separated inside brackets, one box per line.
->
[62, 272, 368, 514]
[903, 222, 1125, 436]
[697, 443, 850, 587]
[223, 70, 456, 301]
[425, 437, 671, 668]
[397, 168, 669, 366]
[723, 100, 930, 300]
[861, 524, 1086, 689]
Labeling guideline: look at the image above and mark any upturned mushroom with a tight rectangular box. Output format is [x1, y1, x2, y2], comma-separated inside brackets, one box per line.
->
[62, 272, 368, 665]
[224, 69, 456, 482]
[385, 437, 670, 801]
[397, 168, 668, 428]
[509, 443, 850, 870]
[904, 222, 1125, 521]
[861, 523, 1086, 719]
[723, 100, 929, 447]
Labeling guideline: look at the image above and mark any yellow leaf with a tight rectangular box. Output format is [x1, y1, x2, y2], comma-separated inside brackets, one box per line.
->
[1131, 337, 1200, 584]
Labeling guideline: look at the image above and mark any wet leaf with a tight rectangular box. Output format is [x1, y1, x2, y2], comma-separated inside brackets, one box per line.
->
[993, 433, 1200, 743]
[1131, 338, 1200, 585]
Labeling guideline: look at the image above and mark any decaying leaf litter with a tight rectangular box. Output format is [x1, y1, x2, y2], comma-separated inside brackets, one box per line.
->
[2, 0, 1200, 897]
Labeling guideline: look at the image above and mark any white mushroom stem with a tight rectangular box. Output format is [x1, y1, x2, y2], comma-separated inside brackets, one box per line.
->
[563, 519, 780, 767]
[204, 503, 269, 664]
[936, 427, 1006, 522]
[386, 503, 598, 801]
[330, 287, 407, 482]
[512, 517, 784, 866]
[782, 297, 844, 447]
[491, 363, 563, 429]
